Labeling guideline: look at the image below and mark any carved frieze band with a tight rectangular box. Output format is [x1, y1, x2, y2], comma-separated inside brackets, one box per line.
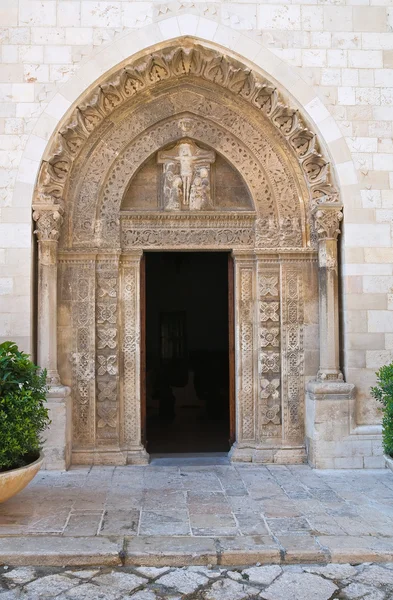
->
[237, 259, 256, 442]
[257, 265, 281, 439]
[121, 214, 256, 249]
[96, 258, 120, 444]
[281, 266, 304, 443]
[35, 44, 339, 213]
[121, 255, 142, 449]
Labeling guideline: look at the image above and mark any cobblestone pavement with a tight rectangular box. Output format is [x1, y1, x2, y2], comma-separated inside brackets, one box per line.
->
[1, 563, 393, 599]
[1, 464, 393, 565]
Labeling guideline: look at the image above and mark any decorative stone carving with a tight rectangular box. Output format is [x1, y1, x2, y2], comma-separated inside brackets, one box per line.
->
[158, 139, 215, 210]
[46, 41, 331, 466]
[33, 206, 64, 242]
[68, 260, 96, 447]
[121, 213, 255, 249]
[35, 44, 339, 214]
[237, 258, 256, 442]
[313, 205, 343, 240]
[260, 301, 279, 322]
[258, 264, 281, 439]
[281, 267, 304, 442]
[260, 405, 281, 426]
[96, 259, 119, 442]
[260, 276, 279, 296]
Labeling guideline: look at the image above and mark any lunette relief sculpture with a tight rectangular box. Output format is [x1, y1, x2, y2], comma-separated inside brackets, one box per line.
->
[158, 140, 215, 211]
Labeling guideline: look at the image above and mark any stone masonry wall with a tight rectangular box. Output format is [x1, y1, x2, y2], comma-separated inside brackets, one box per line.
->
[1, 1, 393, 441]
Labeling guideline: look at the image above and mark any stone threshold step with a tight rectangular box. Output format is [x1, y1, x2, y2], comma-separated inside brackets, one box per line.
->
[0, 536, 393, 567]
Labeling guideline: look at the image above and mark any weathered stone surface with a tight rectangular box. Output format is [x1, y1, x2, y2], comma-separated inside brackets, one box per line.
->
[65, 570, 101, 580]
[261, 572, 338, 600]
[125, 536, 217, 566]
[124, 591, 157, 600]
[94, 571, 147, 592]
[2, 567, 36, 584]
[135, 567, 170, 579]
[241, 565, 282, 585]
[0, 537, 123, 567]
[203, 578, 259, 600]
[24, 574, 78, 597]
[355, 564, 393, 585]
[304, 564, 357, 579]
[59, 583, 119, 600]
[156, 569, 209, 594]
[341, 582, 385, 600]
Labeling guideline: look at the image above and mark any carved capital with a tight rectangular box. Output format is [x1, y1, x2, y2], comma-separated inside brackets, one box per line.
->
[33, 205, 64, 242]
[312, 205, 343, 241]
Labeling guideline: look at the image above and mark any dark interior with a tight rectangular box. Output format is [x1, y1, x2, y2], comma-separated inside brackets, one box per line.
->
[145, 252, 230, 453]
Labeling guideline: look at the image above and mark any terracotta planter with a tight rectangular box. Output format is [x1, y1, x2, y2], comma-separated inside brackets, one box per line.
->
[0, 453, 43, 503]
[385, 454, 393, 473]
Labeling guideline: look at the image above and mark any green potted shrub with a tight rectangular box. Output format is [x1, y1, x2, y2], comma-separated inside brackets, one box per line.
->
[371, 363, 393, 472]
[0, 341, 50, 502]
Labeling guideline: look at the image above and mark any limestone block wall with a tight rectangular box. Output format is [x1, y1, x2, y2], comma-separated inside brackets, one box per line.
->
[0, 1, 392, 464]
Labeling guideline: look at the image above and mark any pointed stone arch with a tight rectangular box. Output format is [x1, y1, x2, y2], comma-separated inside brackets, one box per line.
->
[32, 38, 350, 469]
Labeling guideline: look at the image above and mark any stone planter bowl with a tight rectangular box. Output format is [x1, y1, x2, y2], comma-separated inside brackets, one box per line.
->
[0, 453, 43, 503]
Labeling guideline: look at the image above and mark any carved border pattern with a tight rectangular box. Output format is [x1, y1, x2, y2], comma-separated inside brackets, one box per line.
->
[35, 44, 338, 211]
[69, 260, 96, 446]
[121, 213, 256, 249]
[96, 258, 119, 443]
[257, 266, 281, 439]
[237, 260, 256, 441]
[281, 266, 305, 442]
[121, 255, 142, 449]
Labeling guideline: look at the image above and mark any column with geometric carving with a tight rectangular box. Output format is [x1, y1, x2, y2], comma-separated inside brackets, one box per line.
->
[229, 252, 258, 462]
[33, 202, 71, 469]
[120, 252, 149, 464]
[312, 203, 343, 381]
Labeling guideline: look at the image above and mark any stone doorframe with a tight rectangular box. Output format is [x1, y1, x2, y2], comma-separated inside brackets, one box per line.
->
[31, 40, 354, 469]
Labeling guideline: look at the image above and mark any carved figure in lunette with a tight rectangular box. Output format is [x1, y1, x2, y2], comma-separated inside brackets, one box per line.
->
[158, 140, 215, 211]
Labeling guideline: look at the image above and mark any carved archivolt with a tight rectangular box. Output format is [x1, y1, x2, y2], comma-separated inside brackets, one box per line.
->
[35, 43, 340, 218]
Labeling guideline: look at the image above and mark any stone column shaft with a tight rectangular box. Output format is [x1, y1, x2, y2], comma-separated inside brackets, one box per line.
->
[313, 204, 343, 381]
[33, 203, 71, 469]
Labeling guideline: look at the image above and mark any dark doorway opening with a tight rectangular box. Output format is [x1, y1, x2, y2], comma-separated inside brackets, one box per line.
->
[143, 252, 233, 454]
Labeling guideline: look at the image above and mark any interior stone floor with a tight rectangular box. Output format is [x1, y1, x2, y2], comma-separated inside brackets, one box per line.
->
[1, 462, 393, 559]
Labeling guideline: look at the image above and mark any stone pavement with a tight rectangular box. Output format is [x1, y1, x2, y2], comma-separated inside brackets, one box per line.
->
[1, 463, 393, 566]
[2, 563, 393, 599]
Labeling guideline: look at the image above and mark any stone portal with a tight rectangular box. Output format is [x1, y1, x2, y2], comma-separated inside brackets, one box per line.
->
[32, 42, 349, 469]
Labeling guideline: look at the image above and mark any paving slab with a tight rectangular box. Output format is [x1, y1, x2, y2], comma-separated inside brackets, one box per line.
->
[0, 464, 393, 566]
[0, 537, 123, 567]
[124, 536, 217, 566]
[217, 535, 282, 565]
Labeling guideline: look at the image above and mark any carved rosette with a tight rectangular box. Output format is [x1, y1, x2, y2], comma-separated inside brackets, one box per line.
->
[281, 266, 304, 442]
[257, 266, 281, 438]
[312, 205, 343, 241]
[96, 258, 120, 443]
